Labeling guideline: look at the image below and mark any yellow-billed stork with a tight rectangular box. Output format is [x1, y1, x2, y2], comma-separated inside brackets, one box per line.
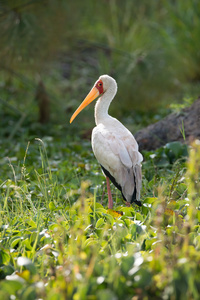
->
[70, 75, 143, 209]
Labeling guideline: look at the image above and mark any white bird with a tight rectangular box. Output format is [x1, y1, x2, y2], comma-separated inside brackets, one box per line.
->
[70, 75, 143, 209]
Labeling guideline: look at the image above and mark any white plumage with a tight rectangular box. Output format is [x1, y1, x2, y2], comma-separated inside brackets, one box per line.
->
[70, 75, 143, 208]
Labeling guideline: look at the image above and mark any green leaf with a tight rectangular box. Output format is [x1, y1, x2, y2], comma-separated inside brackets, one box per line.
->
[0, 250, 10, 266]
[103, 213, 114, 226]
[48, 293, 63, 300]
[20, 285, 36, 300]
[49, 201, 56, 211]
[25, 219, 37, 228]
[0, 265, 14, 280]
[143, 197, 157, 204]
[84, 238, 98, 247]
[121, 256, 135, 275]
[11, 237, 23, 249]
[96, 289, 117, 300]
[21, 238, 32, 250]
[95, 218, 105, 228]
[0, 280, 23, 295]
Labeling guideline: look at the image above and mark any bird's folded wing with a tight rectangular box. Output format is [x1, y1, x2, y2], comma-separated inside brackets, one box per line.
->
[100, 129, 142, 169]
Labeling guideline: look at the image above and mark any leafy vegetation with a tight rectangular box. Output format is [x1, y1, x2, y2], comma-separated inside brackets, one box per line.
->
[0, 0, 200, 299]
[0, 106, 200, 299]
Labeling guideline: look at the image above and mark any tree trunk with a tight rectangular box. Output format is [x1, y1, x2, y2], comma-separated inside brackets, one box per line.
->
[35, 80, 50, 124]
[135, 98, 200, 151]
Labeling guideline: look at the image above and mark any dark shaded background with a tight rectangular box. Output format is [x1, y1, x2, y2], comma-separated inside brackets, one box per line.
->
[0, 0, 200, 136]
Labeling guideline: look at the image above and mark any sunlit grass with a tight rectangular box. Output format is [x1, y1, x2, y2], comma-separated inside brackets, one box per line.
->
[0, 124, 200, 299]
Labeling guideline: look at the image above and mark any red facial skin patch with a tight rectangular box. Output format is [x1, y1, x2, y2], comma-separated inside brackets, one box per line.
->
[95, 80, 104, 95]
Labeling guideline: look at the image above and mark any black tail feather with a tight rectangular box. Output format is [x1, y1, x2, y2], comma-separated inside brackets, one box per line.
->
[100, 165, 142, 206]
[130, 174, 142, 206]
[101, 165, 122, 192]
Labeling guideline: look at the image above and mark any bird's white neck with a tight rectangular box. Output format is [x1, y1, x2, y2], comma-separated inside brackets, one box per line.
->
[94, 82, 117, 125]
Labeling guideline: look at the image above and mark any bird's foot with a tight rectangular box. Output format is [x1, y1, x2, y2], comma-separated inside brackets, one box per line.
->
[126, 202, 131, 207]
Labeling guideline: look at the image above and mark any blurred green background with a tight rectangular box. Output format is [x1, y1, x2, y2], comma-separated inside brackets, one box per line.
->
[1, 0, 200, 136]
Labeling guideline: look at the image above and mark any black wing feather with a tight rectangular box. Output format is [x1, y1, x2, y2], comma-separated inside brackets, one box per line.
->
[100, 165, 142, 206]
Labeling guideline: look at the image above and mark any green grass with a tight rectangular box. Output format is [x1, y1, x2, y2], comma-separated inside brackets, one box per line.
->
[0, 112, 200, 299]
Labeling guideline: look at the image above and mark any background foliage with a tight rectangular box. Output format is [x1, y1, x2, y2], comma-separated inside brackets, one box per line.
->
[0, 0, 200, 299]
[1, 0, 200, 123]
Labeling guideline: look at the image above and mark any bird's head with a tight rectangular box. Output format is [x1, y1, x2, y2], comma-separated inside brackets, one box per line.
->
[70, 75, 117, 123]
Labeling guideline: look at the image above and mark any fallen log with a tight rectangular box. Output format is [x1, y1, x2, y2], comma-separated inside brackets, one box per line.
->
[135, 97, 200, 151]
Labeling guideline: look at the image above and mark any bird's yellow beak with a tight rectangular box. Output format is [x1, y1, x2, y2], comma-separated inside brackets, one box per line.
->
[70, 87, 99, 123]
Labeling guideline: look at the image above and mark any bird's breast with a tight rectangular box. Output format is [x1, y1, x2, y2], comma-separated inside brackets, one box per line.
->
[91, 125, 119, 174]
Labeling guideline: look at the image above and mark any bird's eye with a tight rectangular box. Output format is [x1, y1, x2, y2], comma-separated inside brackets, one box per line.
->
[96, 80, 103, 94]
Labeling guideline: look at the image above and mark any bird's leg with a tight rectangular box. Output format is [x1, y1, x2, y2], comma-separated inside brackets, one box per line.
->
[106, 176, 113, 209]
[126, 202, 131, 207]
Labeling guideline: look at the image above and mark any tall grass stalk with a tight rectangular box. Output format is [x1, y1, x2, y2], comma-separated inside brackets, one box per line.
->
[179, 120, 186, 141]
